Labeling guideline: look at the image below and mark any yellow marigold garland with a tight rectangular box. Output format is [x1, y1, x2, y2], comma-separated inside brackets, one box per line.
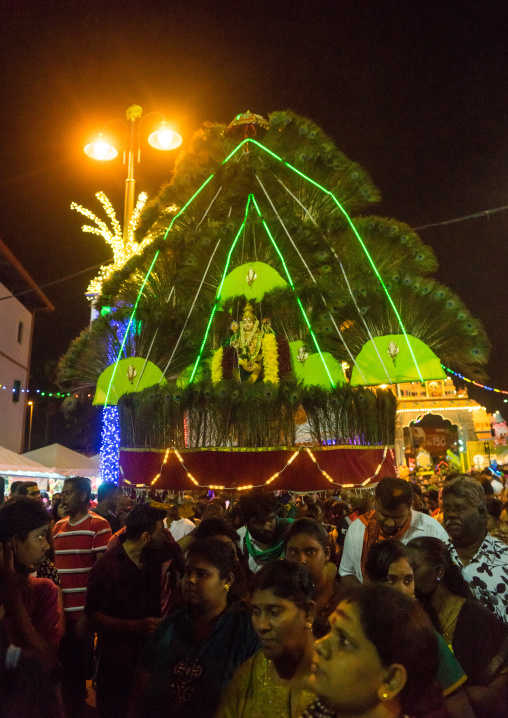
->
[211, 348, 224, 385]
[262, 334, 279, 384]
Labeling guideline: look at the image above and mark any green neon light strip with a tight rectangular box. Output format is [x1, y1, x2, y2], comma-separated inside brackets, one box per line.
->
[105, 142, 249, 405]
[162, 174, 215, 240]
[187, 194, 253, 385]
[296, 298, 337, 388]
[250, 196, 294, 289]
[243, 138, 423, 383]
[104, 250, 160, 405]
[251, 195, 336, 389]
[104, 172, 220, 406]
[221, 142, 250, 164]
[105, 131, 420, 404]
[255, 172, 367, 384]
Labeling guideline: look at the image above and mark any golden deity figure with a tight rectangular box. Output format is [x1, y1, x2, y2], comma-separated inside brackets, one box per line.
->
[211, 303, 280, 386]
[230, 303, 267, 383]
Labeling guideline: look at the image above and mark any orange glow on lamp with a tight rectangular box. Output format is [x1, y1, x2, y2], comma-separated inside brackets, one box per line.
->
[84, 133, 118, 160]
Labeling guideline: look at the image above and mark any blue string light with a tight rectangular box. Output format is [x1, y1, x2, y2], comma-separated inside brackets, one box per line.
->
[442, 364, 508, 396]
[100, 406, 120, 483]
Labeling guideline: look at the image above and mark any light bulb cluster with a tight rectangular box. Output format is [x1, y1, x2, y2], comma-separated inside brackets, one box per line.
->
[397, 405, 480, 413]
[100, 406, 120, 483]
[72, 192, 177, 296]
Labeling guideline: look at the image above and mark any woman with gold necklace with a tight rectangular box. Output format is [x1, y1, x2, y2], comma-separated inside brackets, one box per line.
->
[216, 560, 317, 718]
[305, 585, 449, 718]
[407, 537, 508, 718]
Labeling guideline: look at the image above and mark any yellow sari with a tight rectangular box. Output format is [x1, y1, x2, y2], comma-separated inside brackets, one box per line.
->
[216, 650, 316, 718]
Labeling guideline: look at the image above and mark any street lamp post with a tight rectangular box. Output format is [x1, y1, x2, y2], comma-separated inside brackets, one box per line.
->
[83, 105, 182, 482]
[123, 104, 140, 244]
[27, 401, 34, 451]
[83, 104, 182, 320]
[84, 104, 182, 238]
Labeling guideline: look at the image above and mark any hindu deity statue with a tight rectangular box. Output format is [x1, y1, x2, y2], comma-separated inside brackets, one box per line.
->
[211, 302, 287, 386]
[230, 303, 266, 383]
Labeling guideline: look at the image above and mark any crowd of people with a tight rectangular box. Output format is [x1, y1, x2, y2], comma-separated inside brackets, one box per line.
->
[1, 471, 508, 718]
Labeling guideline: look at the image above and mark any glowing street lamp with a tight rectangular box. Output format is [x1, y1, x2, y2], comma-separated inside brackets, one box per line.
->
[148, 123, 182, 150]
[83, 133, 118, 161]
[83, 105, 182, 243]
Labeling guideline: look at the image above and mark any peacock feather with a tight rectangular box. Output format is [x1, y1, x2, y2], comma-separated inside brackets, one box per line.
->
[60, 110, 490, 448]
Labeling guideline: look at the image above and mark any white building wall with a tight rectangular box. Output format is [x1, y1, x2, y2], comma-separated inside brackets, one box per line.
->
[0, 281, 32, 452]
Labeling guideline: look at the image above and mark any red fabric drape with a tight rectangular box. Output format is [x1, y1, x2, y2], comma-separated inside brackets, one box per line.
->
[119, 446, 395, 490]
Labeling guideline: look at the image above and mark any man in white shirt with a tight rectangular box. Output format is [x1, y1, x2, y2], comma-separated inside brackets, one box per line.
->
[490, 476, 504, 495]
[165, 498, 195, 542]
[339, 477, 448, 584]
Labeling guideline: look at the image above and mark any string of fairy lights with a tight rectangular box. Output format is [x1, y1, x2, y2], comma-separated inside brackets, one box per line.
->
[123, 445, 393, 490]
[2, 367, 507, 403]
[442, 365, 508, 397]
[0, 385, 93, 399]
[3, 366, 506, 404]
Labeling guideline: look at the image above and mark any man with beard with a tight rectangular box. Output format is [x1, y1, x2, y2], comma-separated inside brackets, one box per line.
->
[85, 504, 183, 718]
[236, 492, 293, 573]
[442, 475, 508, 624]
[340, 477, 448, 584]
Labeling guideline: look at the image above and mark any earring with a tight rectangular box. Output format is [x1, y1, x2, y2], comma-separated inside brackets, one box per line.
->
[225, 584, 230, 592]
[381, 692, 389, 701]
[436, 577, 440, 582]
[305, 621, 313, 629]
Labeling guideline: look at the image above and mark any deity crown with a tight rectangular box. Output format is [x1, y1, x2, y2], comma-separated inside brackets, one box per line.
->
[242, 303, 257, 322]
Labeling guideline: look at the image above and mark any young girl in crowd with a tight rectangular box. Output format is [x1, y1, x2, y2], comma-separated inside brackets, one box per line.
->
[216, 560, 317, 718]
[284, 518, 342, 637]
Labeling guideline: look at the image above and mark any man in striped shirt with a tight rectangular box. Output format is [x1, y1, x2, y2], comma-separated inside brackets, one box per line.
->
[53, 475, 111, 718]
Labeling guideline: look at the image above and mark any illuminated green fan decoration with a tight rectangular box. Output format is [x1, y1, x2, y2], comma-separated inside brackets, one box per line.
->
[220, 261, 288, 304]
[290, 341, 345, 389]
[350, 335, 446, 386]
[94, 358, 166, 406]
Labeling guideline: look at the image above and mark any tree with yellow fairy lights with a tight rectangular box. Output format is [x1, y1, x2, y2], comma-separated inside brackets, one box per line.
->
[71, 190, 176, 296]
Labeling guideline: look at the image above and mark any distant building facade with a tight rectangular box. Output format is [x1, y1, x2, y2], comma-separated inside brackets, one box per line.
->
[395, 377, 494, 472]
[0, 238, 53, 452]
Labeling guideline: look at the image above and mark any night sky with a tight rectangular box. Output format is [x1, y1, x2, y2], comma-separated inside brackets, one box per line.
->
[1, 0, 507, 413]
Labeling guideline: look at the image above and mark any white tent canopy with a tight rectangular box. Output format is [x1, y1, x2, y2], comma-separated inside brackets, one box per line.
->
[89, 454, 101, 472]
[23, 443, 100, 478]
[0, 445, 64, 478]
